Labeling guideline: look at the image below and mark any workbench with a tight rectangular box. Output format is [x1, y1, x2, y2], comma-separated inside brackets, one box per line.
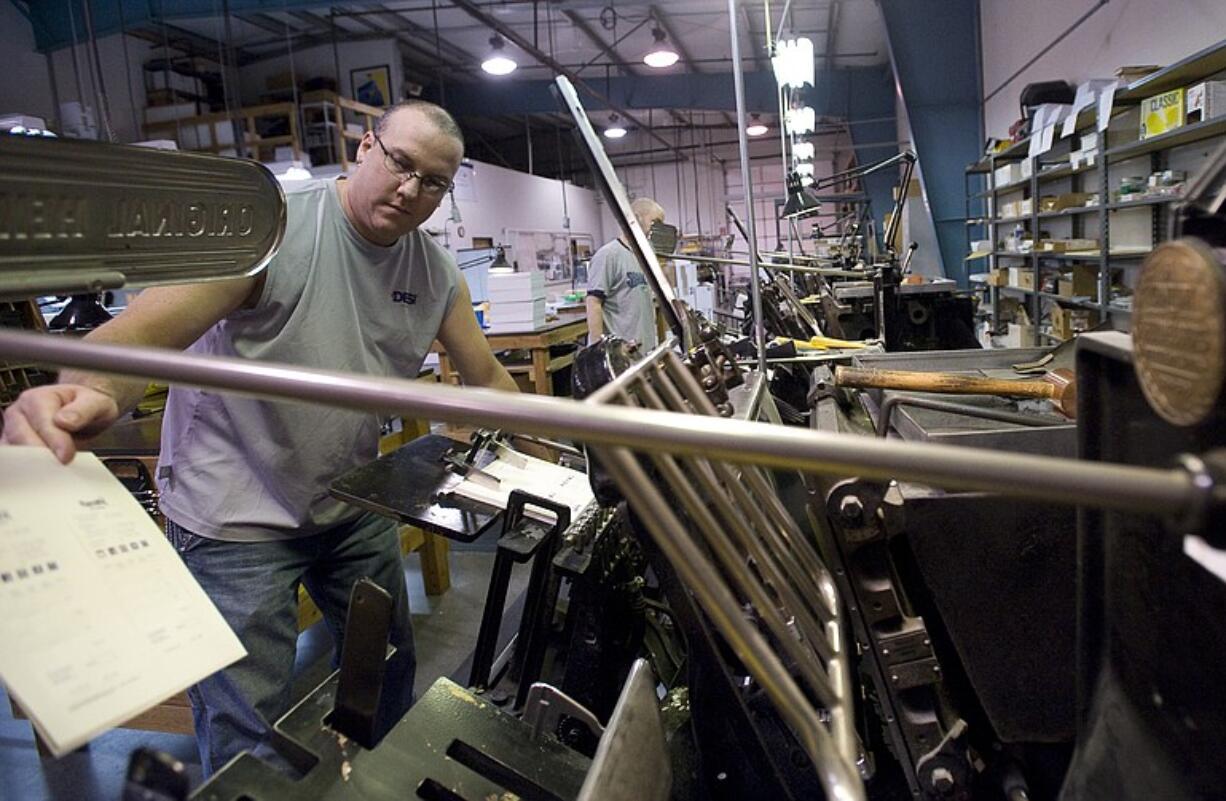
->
[432, 314, 588, 395]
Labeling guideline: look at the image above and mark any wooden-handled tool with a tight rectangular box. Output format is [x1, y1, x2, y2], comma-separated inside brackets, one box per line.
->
[834, 366, 1078, 418]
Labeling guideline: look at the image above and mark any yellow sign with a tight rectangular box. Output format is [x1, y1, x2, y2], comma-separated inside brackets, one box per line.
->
[1140, 89, 1184, 139]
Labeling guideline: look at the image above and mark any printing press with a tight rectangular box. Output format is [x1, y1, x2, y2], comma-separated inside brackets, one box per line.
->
[2, 80, 1226, 801]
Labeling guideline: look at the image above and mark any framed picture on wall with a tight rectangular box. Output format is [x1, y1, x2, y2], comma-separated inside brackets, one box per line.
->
[350, 65, 392, 107]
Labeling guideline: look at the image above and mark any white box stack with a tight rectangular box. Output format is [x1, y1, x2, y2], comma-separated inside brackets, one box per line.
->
[993, 162, 1022, 188]
[487, 271, 546, 331]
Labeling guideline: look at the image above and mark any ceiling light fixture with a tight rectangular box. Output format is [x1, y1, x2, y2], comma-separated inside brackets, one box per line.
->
[643, 27, 680, 69]
[784, 106, 816, 135]
[772, 37, 815, 90]
[481, 35, 517, 76]
[746, 114, 768, 137]
[604, 114, 628, 139]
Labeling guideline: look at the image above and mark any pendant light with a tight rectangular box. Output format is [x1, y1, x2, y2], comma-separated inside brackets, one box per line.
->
[643, 27, 680, 69]
[481, 35, 517, 76]
[604, 114, 628, 139]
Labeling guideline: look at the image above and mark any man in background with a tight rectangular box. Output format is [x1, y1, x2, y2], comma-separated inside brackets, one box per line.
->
[585, 197, 666, 352]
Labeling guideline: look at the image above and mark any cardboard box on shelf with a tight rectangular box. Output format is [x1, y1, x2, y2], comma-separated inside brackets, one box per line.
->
[1140, 88, 1185, 139]
[1116, 65, 1161, 83]
[1051, 305, 1101, 340]
[1053, 192, 1094, 211]
[1038, 238, 1099, 253]
[1008, 267, 1023, 286]
[1186, 80, 1226, 125]
[1004, 323, 1036, 348]
[1058, 264, 1098, 298]
[986, 269, 1008, 287]
[1069, 148, 1098, 169]
[1020, 158, 1034, 180]
[1017, 269, 1036, 291]
[998, 295, 1023, 316]
[1019, 198, 1034, 216]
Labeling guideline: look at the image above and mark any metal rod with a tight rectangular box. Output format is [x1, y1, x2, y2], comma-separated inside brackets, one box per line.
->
[735, 355, 867, 366]
[727, 0, 766, 374]
[0, 329, 1204, 519]
[659, 251, 862, 278]
[875, 395, 1066, 438]
[79, 0, 115, 142]
[635, 377, 837, 650]
[881, 153, 915, 258]
[594, 445, 865, 801]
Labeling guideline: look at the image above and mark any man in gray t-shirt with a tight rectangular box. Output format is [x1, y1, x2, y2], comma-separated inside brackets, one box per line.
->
[585, 197, 665, 352]
[2, 101, 529, 774]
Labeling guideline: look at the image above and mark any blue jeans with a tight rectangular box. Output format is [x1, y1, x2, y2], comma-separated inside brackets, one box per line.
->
[165, 513, 416, 776]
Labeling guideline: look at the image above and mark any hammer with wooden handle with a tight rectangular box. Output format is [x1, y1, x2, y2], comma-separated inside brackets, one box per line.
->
[834, 366, 1078, 419]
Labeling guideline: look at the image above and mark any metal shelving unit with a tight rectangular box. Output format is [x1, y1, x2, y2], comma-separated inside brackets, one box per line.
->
[966, 39, 1226, 346]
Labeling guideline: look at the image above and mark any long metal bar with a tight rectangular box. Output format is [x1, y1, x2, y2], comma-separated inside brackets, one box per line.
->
[875, 395, 1066, 438]
[661, 355, 839, 622]
[0, 329, 1205, 518]
[625, 369, 856, 772]
[79, 0, 115, 142]
[727, 0, 767, 374]
[594, 445, 866, 801]
[661, 251, 862, 278]
[632, 379, 837, 663]
[650, 351, 857, 770]
[640, 424, 838, 699]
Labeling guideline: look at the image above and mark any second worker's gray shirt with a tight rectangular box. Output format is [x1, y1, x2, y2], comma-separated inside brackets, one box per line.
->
[586, 239, 658, 351]
[157, 178, 461, 541]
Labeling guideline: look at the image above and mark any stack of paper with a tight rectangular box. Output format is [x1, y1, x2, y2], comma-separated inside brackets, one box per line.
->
[0, 448, 245, 756]
[488, 272, 546, 331]
[450, 446, 594, 525]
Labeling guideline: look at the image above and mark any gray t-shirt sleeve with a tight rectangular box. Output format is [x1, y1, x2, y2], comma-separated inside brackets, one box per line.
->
[587, 246, 621, 298]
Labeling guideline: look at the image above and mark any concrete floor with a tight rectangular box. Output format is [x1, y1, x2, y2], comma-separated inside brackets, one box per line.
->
[0, 545, 528, 801]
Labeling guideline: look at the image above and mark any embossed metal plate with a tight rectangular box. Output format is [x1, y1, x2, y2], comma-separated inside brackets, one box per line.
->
[1133, 238, 1226, 426]
[0, 135, 285, 298]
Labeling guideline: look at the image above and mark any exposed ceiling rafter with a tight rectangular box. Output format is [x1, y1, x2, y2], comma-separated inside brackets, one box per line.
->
[560, 8, 694, 131]
[447, 0, 691, 162]
[648, 6, 739, 132]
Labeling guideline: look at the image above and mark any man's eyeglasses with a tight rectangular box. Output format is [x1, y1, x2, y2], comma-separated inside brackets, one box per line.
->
[372, 132, 454, 196]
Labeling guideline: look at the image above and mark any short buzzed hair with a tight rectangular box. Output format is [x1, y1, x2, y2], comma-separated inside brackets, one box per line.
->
[631, 197, 665, 229]
[376, 100, 465, 152]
